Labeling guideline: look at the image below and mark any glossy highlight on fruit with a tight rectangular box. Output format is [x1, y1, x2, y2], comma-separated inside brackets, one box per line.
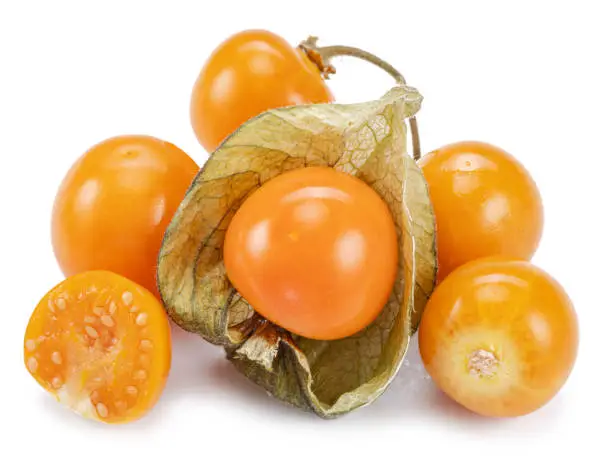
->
[419, 257, 578, 417]
[223, 166, 398, 340]
[419, 141, 543, 281]
[24, 271, 172, 424]
[52, 135, 199, 296]
[191, 30, 334, 152]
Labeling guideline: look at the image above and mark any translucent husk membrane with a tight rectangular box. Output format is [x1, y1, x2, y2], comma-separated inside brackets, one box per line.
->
[158, 84, 437, 418]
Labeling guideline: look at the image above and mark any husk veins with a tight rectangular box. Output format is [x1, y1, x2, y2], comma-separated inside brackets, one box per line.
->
[157, 85, 436, 418]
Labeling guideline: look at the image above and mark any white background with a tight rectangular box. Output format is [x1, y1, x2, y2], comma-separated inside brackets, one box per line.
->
[1, 1, 610, 460]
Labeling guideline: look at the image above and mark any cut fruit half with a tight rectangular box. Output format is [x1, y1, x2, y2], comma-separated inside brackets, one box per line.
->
[24, 271, 171, 424]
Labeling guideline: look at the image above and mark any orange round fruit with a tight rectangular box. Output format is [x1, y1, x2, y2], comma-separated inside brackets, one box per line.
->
[191, 30, 333, 152]
[223, 167, 397, 340]
[24, 271, 171, 424]
[52, 135, 199, 296]
[419, 141, 543, 281]
[419, 257, 578, 417]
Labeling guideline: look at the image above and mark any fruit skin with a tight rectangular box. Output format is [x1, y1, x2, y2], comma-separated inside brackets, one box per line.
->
[191, 30, 333, 152]
[24, 271, 171, 424]
[419, 257, 578, 417]
[52, 135, 199, 296]
[223, 167, 398, 341]
[418, 141, 543, 282]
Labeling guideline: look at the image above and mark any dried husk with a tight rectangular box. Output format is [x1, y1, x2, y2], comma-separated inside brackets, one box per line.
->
[157, 85, 437, 417]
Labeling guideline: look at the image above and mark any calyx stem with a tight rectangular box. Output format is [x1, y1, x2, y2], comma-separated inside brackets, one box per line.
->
[299, 36, 422, 160]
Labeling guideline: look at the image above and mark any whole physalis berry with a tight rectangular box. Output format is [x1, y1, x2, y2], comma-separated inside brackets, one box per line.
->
[223, 167, 398, 341]
[419, 141, 543, 282]
[191, 30, 334, 152]
[419, 257, 578, 417]
[52, 135, 199, 296]
[24, 271, 171, 423]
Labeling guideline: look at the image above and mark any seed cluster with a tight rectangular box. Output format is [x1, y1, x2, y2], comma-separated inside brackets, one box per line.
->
[24, 288, 156, 421]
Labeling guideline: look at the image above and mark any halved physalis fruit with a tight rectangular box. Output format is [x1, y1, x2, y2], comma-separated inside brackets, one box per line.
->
[24, 271, 171, 424]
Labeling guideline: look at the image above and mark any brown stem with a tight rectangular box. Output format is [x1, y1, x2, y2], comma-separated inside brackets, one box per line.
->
[299, 36, 421, 160]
